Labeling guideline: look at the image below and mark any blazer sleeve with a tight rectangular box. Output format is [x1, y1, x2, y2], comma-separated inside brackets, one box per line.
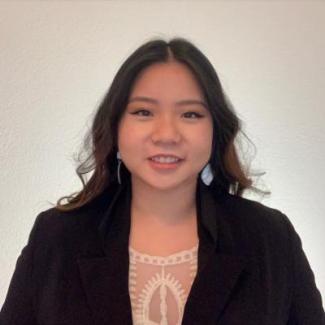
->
[0, 212, 44, 325]
[283, 213, 325, 324]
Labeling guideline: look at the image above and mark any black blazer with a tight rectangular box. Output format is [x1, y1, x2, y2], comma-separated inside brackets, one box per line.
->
[1, 179, 324, 325]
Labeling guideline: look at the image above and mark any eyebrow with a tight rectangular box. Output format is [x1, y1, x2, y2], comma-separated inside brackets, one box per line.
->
[128, 96, 208, 108]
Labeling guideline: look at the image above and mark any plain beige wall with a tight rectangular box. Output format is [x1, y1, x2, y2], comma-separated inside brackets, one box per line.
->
[1, 1, 324, 306]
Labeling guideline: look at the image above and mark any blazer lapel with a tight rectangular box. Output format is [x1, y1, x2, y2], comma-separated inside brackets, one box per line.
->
[182, 252, 247, 324]
[78, 181, 133, 325]
[182, 181, 247, 324]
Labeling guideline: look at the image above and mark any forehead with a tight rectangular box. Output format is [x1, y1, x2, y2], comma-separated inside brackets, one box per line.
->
[130, 61, 205, 100]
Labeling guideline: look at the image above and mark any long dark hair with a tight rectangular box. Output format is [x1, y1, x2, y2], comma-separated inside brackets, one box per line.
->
[56, 37, 257, 212]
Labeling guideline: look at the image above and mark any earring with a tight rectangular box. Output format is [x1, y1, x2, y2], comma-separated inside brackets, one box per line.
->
[117, 151, 122, 185]
[201, 163, 213, 186]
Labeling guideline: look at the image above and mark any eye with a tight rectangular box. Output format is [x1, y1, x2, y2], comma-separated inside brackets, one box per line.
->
[183, 111, 204, 119]
[130, 109, 152, 117]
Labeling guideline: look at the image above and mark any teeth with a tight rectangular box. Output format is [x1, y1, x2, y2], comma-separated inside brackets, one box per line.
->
[151, 156, 180, 163]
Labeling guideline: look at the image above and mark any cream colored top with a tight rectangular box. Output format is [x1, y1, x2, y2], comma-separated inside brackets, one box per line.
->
[128, 244, 198, 325]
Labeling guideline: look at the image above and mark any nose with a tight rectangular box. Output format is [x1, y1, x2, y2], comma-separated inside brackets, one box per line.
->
[151, 116, 181, 145]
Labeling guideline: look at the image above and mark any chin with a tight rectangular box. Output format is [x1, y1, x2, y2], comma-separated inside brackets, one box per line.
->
[142, 177, 197, 192]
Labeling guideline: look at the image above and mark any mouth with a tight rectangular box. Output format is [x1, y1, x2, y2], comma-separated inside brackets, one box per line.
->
[148, 155, 184, 170]
[149, 155, 183, 163]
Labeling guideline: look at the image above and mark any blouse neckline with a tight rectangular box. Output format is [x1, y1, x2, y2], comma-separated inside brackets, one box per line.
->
[129, 243, 199, 266]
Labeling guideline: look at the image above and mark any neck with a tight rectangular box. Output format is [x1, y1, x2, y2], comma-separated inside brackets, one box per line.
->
[130, 178, 198, 226]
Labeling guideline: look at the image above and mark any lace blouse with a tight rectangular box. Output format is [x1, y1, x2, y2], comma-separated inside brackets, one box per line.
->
[128, 244, 199, 325]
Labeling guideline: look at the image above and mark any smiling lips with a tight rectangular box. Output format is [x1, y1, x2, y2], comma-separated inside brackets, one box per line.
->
[148, 154, 184, 169]
[150, 156, 181, 163]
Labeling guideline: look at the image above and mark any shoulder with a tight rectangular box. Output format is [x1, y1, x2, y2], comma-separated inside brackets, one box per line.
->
[34, 185, 117, 231]
[32, 206, 96, 238]
[26, 208, 95, 258]
[216, 193, 298, 253]
[222, 193, 293, 230]
[28, 188, 114, 251]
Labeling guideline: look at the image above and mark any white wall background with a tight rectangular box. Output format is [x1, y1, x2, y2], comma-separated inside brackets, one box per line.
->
[1, 0, 324, 307]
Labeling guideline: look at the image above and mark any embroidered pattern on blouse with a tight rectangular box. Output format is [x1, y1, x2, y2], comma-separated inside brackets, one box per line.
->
[129, 244, 198, 325]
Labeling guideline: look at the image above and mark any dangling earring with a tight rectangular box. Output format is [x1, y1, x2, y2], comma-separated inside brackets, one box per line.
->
[201, 163, 213, 186]
[117, 151, 122, 185]
[229, 181, 239, 194]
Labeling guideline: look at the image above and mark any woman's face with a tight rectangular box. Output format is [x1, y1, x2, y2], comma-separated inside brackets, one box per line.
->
[118, 61, 213, 192]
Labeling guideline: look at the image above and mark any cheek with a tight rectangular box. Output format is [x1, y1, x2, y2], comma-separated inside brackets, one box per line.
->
[194, 124, 213, 155]
[118, 121, 146, 156]
[117, 121, 131, 153]
[196, 136, 213, 158]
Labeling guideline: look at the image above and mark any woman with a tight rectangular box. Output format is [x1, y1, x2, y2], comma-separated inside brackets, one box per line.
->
[1, 38, 324, 325]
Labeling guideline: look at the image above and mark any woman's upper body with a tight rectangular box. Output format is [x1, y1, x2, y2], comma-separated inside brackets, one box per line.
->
[0, 179, 324, 324]
[1, 38, 324, 324]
